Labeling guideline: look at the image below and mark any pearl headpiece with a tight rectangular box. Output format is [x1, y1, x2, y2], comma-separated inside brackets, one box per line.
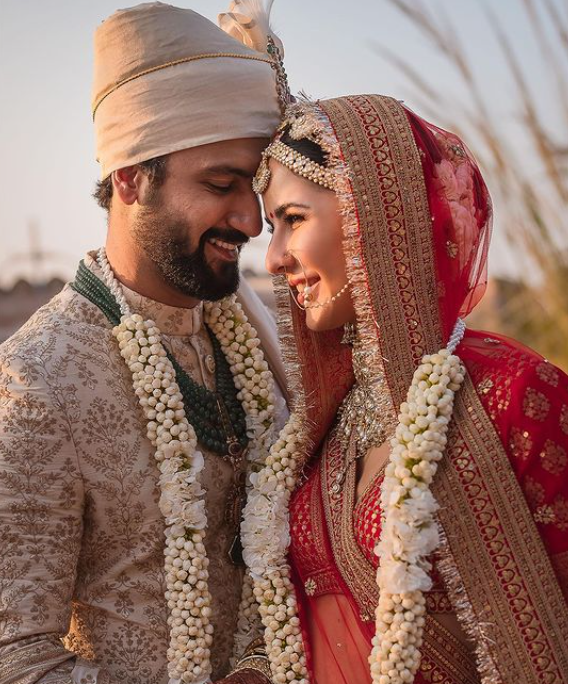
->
[253, 106, 336, 193]
[253, 139, 336, 193]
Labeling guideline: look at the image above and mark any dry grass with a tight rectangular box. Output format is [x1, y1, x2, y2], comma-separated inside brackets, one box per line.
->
[379, 0, 568, 369]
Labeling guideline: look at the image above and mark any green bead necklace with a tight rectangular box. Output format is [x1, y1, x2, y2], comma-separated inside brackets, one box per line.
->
[71, 260, 248, 459]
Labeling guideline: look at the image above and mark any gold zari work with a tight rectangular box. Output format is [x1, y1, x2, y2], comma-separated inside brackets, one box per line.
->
[317, 94, 568, 682]
[523, 387, 551, 422]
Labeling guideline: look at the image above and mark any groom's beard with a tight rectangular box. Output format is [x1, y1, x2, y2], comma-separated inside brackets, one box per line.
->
[132, 207, 249, 301]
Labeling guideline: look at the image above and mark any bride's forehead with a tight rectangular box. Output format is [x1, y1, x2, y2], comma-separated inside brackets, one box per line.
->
[264, 160, 321, 200]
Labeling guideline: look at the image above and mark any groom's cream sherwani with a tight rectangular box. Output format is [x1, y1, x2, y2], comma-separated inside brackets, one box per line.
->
[0, 253, 286, 684]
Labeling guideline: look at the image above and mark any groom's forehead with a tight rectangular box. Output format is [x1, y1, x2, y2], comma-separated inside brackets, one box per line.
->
[169, 139, 268, 175]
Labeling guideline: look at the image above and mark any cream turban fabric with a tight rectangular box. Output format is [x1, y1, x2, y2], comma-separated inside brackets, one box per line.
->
[92, 2, 281, 178]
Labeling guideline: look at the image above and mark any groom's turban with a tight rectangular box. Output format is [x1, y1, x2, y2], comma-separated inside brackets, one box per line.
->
[92, 2, 281, 178]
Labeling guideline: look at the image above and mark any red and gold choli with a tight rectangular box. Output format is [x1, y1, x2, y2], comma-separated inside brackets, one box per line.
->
[289, 428, 479, 684]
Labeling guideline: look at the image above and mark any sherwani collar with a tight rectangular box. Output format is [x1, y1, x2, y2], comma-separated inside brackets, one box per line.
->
[84, 251, 203, 337]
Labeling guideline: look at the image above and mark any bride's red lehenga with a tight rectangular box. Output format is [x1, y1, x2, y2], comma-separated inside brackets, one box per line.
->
[275, 95, 568, 683]
[289, 434, 480, 684]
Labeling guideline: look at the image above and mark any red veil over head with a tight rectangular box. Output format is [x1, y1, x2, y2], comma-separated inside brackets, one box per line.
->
[273, 95, 568, 683]
[408, 111, 492, 334]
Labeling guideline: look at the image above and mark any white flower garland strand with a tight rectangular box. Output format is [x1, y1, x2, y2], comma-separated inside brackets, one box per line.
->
[205, 298, 284, 662]
[241, 413, 309, 684]
[96, 248, 279, 684]
[241, 317, 466, 684]
[370, 319, 466, 684]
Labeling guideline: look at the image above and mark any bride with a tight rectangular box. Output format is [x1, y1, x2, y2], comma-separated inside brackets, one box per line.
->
[239, 95, 568, 684]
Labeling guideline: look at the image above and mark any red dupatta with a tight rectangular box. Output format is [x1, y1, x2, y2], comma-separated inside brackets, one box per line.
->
[273, 95, 568, 684]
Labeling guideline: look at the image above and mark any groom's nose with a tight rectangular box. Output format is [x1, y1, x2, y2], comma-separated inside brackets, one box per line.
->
[226, 193, 263, 238]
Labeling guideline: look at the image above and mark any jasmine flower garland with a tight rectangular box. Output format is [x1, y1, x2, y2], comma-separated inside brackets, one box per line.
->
[96, 247, 280, 684]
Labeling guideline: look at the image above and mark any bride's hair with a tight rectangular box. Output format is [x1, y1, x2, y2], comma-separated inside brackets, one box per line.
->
[279, 125, 327, 167]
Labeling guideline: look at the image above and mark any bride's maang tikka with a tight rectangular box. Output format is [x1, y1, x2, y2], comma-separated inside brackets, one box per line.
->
[253, 108, 337, 193]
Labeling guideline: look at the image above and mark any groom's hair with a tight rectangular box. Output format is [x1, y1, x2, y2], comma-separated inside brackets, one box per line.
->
[279, 126, 327, 167]
[93, 155, 168, 212]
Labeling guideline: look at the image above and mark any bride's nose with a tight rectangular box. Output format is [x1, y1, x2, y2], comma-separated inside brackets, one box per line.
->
[265, 231, 294, 275]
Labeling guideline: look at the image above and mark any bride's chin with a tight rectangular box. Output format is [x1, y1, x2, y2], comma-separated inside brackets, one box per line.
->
[304, 311, 326, 332]
[304, 295, 356, 332]
[305, 305, 342, 332]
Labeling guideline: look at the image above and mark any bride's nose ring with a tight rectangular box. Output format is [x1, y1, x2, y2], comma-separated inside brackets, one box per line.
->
[284, 250, 310, 311]
[284, 250, 350, 311]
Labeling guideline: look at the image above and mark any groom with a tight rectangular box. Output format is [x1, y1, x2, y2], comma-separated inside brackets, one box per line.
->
[0, 4, 284, 684]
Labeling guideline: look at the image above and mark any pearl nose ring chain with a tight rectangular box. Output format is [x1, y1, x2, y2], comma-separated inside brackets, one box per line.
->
[303, 281, 349, 308]
[284, 250, 350, 311]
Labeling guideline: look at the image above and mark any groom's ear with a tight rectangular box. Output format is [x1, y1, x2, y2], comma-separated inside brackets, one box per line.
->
[112, 165, 145, 206]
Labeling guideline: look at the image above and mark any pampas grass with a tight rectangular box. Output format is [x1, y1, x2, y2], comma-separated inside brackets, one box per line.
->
[379, 0, 568, 369]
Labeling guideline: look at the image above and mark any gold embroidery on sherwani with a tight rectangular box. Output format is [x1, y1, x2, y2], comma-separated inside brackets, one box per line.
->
[319, 94, 568, 683]
[0, 638, 75, 684]
[0, 253, 246, 683]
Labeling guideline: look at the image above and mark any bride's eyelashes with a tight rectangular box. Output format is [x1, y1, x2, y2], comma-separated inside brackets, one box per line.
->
[263, 213, 306, 235]
[283, 213, 306, 228]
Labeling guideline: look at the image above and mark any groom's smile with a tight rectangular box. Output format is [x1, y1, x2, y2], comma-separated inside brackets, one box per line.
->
[204, 232, 248, 264]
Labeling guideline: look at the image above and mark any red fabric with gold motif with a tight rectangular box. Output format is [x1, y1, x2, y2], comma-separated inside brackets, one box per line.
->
[282, 96, 568, 684]
[410, 101, 568, 598]
[461, 330, 568, 599]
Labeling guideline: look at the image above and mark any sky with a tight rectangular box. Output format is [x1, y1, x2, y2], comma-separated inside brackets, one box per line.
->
[0, 0, 564, 286]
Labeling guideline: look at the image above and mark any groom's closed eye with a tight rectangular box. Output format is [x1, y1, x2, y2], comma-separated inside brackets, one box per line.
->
[206, 181, 234, 194]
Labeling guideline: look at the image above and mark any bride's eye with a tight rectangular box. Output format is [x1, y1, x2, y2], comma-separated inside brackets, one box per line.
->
[284, 213, 305, 228]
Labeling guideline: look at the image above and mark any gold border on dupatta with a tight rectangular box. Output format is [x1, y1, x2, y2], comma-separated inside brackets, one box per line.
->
[318, 94, 568, 683]
[321, 94, 442, 407]
[436, 377, 568, 683]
